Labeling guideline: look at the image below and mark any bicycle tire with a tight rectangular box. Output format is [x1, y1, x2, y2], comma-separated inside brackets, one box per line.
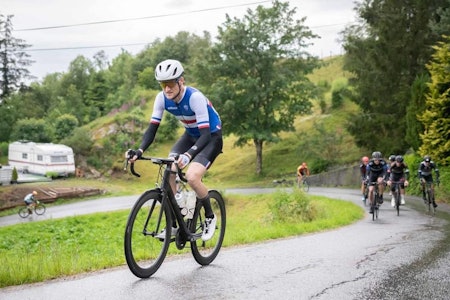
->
[191, 190, 226, 266]
[124, 190, 172, 278]
[394, 186, 400, 216]
[35, 203, 46, 215]
[18, 207, 30, 218]
[427, 188, 435, 215]
[302, 180, 310, 192]
[372, 192, 378, 221]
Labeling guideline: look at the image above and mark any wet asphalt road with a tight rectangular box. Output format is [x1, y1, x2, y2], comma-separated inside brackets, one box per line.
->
[1, 187, 449, 299]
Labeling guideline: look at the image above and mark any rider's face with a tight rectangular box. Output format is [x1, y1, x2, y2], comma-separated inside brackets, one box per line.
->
[160, 77, 184, 100]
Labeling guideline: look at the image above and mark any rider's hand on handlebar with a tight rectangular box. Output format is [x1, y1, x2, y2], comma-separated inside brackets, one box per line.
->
[126, 149, 143, 163]
[177, 153, 191, 169]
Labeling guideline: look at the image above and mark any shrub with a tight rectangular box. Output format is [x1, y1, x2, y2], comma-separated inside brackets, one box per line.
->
[269, 189, 317, 222]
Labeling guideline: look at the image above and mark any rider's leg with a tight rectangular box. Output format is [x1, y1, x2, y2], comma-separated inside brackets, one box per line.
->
[377, 177, 385, 202]
[400, 187, 406, 205]
[421, 181, 426, 201]
[390, 185, 396, 207]
[430, 183, 438, 207]
[368, 185, 374, 213]
[185, 162, 214, 218]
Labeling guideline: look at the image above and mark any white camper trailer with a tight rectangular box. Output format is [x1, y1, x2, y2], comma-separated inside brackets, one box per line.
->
[8, 141, 76, 176]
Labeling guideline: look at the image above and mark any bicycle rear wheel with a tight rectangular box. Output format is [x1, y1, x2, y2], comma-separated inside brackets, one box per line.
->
[18, 207, 30, 218]
[124, 190, 171, 278]
[35, 203, 46, 215]
[191, 190, 226, 265]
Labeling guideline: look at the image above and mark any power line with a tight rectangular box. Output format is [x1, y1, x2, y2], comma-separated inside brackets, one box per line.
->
[25, 22, 354, 52]
[14, 1, 272, 32]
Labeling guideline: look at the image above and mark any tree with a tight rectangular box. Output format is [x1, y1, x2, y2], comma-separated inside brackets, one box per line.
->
[0, 14, 34, 102]
[342, 0, 448, 155]
[11, 118, 54, 142]
[406, 74, 429, 151]
[419, 37, 450, 165]
[196, 0, 319, 175]
[54, 114, 79, 141]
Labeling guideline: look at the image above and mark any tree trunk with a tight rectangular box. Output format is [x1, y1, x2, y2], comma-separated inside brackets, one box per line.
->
[254, 139, 263, 175]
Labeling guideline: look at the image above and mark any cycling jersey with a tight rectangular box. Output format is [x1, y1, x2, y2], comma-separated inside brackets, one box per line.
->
[366, 159, 388, 183]
[418, 161, 438, 177]
[389, 162, 409, 181]
[151, 86, 221, 137]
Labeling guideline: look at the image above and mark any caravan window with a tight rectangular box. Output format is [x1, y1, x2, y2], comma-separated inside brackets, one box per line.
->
[51, 156, 68, 163]
[37, 155, 43, 161]
[22, 153, 28, 159]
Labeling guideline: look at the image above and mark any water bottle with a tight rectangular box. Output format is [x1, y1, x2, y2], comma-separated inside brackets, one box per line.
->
[175, 191, 188, 216]
[186, 191, 197, 219]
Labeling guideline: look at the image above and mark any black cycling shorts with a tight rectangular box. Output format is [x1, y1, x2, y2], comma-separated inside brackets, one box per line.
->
[169, 130, 223, 169]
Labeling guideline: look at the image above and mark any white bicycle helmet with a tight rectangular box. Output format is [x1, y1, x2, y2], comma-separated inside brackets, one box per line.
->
[155, 59, 184, 81]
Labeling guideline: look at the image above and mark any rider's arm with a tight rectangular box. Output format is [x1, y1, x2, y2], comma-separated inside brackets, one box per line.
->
[138, 94, 164, 152]
[404, 168, 410, 181]
[434, 164, 440, 182]
[139, 123, 159, 152]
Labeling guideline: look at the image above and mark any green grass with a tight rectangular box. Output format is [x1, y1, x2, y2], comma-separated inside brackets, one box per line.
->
[0, 190, 363, 288]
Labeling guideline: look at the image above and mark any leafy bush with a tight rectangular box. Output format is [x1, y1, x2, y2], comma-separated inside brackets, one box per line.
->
[269, 189, 317, 222]
[45, 171, 58, 179]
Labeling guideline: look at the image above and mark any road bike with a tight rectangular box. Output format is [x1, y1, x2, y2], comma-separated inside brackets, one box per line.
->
[423, 181, 436, 215]
[297, 177, 310, 192]
[368, 182, 382, 221]
[18, 201, 46, 218]
[124, 156, 226, 278]
[390, 181, 402, 216]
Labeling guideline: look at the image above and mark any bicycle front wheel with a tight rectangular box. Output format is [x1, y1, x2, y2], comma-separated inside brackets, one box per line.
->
[427, 188, 435, 215]
[35, 203, 46, 215]
[191, 190, 226, 265]
[302, 180, 310, 192]
[394, 188, 400, 216]
[124, 190, 171, 278]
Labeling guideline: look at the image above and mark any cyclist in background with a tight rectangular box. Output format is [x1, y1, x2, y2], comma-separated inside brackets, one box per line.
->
[387, 155, 409, 207]
[386, 155, 396, 196]
[23, 191, 38, 214]
[359, 156, 369, 204]
[297, 162, 310, 185]
[127, 59, 223, 241]
[365, 151, 388, 214]
[418, 155, 440, 208]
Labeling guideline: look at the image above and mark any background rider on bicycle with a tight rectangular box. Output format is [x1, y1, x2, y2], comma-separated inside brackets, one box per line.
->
[297, 162, 310, 185]
[127, 59, 223, 241]
[359, 156, 369, 204]
[23, 191, 38, 214]
[387, 155, 409, 207]
[418, 155, 440, 208]
[365, 151, 388, 214]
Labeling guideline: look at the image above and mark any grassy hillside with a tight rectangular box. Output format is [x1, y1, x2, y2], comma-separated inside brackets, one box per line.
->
[101, 56, 363, 188]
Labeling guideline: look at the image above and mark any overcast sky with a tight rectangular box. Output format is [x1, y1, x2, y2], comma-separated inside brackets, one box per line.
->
[2, 0, 358, 82]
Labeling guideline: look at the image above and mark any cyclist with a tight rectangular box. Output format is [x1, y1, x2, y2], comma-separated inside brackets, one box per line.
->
[365, 151, 388, 214]
[418, 155, 440, 208]
[359, 156, 369, 204]
[128, 59, 223, 241]
[387, 155, 409, 207]
[386, 155, 396, 196]
[23, 191, 38, 214]
[297, 162, 310, 185]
